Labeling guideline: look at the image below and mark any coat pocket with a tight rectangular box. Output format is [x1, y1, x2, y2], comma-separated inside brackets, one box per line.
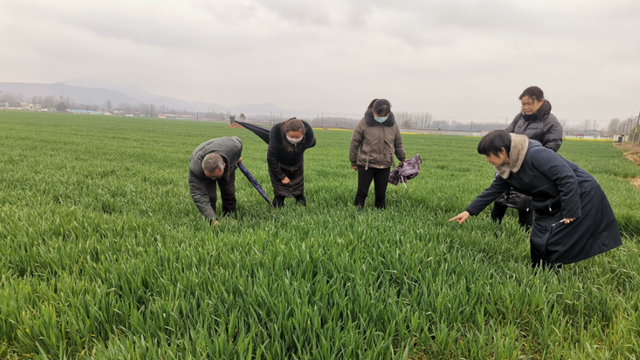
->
[362, 138, 378, 153]
[531, 214, 565, 261]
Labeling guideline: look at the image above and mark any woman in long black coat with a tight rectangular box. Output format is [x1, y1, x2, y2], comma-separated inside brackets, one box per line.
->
[450, 130, 621, 268]
[494, 86, 563, 229]
[267, 118, 316, 207]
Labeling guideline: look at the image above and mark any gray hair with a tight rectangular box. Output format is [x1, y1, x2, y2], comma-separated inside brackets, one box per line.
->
[202, 153, 224, 173]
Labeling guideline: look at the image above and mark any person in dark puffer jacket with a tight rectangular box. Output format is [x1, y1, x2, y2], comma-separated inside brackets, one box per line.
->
[267, 118, 316, 207]
[493, 86, 563, 229]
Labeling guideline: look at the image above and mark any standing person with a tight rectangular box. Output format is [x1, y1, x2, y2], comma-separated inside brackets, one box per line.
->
[188, 136, 243, 225]
[349, 98, 406, 209]
[493, 86, 563, 229]
[267, 117, 316, 207]
[450, 130, 621, 269]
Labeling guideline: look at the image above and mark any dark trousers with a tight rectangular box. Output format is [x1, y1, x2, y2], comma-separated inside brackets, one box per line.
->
[354, 167, 390, 209]
[205, 171, 237, 217]
[530, 242, 563, 271]
[491, 202, 534, 230]
[272, 194, 306, 208]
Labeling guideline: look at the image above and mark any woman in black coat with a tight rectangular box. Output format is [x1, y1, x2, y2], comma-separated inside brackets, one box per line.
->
[267, 118, 316, 207]
[494, 86, 563, 229]
[450, 130, 621, 269]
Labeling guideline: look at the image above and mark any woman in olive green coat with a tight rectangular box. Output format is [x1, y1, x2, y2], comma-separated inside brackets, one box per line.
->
[349, 98, 406, 209]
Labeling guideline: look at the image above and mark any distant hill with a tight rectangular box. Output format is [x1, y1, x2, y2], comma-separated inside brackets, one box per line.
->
[0, 81, 292, 116]
[0, 82, 140, 108]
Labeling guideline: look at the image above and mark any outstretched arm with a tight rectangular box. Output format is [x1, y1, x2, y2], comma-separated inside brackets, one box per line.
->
[464, 174, 510, 216]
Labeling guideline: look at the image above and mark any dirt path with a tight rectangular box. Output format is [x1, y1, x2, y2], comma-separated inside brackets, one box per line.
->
[617, 143, 640, 189]
[619, 144, 640, 164]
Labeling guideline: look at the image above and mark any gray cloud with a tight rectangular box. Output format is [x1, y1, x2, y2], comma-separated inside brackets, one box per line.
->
[0, 0, 639, 121]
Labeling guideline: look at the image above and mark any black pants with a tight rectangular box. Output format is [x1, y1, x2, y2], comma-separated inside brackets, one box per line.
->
[273, 194, 307, 207]
[354, 167, 390, 209]
[491, 202, 533, 229]
[272, 194, 306, 208]
[205, 171, 236, 217]
[530, 242, 563, 271]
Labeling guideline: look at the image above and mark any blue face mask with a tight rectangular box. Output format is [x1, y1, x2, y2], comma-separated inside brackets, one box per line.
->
[374, 116, 388, 123]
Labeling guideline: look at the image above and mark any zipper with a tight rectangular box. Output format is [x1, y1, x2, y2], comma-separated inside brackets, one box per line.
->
[379, 124, 384, 164]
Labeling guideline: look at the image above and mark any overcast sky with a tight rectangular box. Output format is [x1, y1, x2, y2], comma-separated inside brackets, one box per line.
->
[1, 0, 639, 121]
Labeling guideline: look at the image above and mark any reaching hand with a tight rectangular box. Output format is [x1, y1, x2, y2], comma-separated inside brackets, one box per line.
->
[236, 157, 242, 164]
[211, 220, 219, 226]
[563, 218, 576, 224]
[351, 166, 358, 171]
[282, 177, 291, 184]
[449, 211, 470, 224]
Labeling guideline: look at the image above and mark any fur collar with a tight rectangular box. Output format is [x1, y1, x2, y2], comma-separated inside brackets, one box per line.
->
[364, 108, 396, 127]
[272, 121, 309, 148]
[495, 133, 529, 179]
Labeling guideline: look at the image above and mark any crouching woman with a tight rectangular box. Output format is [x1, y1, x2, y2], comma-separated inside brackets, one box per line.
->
[450, 130, 622, 268]
[268, 117, 316, 207]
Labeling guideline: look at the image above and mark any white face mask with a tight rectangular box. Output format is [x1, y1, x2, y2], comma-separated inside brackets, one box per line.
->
[374, 116, 388, 123]
[287, 136, 302, 144]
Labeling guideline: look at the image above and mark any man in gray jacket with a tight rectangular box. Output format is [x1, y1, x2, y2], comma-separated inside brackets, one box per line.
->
[188, 136, 243, 225]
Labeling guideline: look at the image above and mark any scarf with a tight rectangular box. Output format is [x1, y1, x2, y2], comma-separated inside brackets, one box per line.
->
[494, 133, 529, 179]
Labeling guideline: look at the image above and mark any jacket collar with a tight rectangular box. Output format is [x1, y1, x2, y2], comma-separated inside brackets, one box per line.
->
[364, 108, 396, 127]
[495, 133, 529, 179]
[521, 100, 552, 122]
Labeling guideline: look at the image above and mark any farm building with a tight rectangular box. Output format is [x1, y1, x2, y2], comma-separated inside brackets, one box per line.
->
[584, 130, 604, 139]
[613, 132, 628, 143]
[565, 130, 605, 139]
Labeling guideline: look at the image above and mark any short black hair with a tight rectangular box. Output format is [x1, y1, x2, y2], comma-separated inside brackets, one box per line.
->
[519, 86, 544, 102]
[367, 98, 391, 116]
[477, 130, 511, 157]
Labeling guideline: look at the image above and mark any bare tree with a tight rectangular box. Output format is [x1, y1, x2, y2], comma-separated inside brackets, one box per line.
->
[0, 91, 14, 102]
[606, 118, 620, 136]
[401, 119, 413, 129]
[105, 100, 112, 111]
[42, 96, 56, 109]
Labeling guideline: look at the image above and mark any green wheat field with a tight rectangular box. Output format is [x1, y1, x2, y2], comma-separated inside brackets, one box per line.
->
[1, 111, 640, 359]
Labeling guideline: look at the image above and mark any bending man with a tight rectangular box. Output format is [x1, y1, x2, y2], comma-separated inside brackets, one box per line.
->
[188, 136, 243, 225]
